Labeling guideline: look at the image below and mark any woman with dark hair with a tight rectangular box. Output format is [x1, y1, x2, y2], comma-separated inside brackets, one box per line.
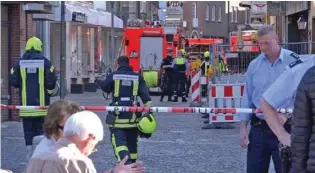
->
[31, 100, 83, 157]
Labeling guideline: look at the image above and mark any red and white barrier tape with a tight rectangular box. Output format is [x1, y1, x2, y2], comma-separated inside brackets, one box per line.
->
[0, 104, 293, 114]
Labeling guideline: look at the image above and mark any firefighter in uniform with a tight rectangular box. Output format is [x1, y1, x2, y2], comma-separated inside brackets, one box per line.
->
[98, 56, 155, 164]
[172, 49, 189, 102]
[160, 50, 174, 102]
[218, 55, 227, 73]
[9, 36, 57, 160]
[199, 51, 212, 97]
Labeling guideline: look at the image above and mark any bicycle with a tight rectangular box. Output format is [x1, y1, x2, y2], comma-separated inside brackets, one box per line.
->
[94, 79, 112, 100]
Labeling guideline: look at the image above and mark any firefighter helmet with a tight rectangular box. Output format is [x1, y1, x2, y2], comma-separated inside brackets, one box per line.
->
[204, 51, 210, 58]
[137, 113, 157, 134]
[180, 49, 186, 56]
[25, 36, 43, 52]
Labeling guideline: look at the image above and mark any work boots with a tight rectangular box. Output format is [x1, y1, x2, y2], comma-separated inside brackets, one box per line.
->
[182, 97, 187, 102]
[172, 96, 178, 102]
[167, 96, 172, 102]
[160, 96, 164, 102]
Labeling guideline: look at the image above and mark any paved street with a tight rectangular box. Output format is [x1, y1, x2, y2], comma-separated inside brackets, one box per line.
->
[1, 90, 275, 173]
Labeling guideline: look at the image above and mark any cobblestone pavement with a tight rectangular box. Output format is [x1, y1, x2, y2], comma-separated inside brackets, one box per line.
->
[1, 90, 275, 173]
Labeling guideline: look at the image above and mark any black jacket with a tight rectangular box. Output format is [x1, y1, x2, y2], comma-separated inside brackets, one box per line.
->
[100, 65, 152, 120]
[10, 51, 56, 106]
[160, 56, 173, 73]
[291, 65, 315, 173]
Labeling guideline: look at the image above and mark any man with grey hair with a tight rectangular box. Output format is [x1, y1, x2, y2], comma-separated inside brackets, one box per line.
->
[238, 25, 300, 173]
[25, 111, 145, 173]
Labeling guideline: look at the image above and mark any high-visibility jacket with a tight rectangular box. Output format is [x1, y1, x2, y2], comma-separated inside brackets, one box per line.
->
[100, 65, 152, 128]
[174, 57, 187, 72]
[219, 59, 227, 72]
[200, 60, 214, 78]
[10, 50, 57, 117]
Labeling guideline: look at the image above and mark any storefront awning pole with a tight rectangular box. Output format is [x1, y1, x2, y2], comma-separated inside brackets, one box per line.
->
[111, 2, 115, 66]
[60, 1, 66, 99]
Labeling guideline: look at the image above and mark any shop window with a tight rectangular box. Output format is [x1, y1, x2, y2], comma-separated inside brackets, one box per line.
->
[82, 26, 91, 76]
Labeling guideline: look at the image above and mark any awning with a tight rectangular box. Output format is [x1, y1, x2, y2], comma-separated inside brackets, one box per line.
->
[54, 3, 123, 28]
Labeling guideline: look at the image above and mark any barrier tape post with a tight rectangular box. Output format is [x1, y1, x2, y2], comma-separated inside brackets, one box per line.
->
[202, 83, 245, 129]
[189, 70, 202, 107]
[0, 104, 293, 114]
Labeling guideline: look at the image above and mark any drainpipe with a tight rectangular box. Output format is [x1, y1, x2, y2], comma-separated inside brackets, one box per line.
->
[8, 6, 12, 120]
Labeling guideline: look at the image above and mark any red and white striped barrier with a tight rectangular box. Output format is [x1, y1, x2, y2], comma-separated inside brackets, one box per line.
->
[0, 104, 293, 114]
[191, 70, 201, 103]
[208, 84, 245, 123]
[200, 76, 209, 103]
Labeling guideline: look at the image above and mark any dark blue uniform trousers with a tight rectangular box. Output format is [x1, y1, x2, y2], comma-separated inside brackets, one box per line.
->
[247, 123, 291, 173]
[22, 117, 44, 146]
[109, 127, 139, 164]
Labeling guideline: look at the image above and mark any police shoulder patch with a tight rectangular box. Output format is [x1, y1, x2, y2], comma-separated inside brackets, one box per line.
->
[290, 52, 300, 60]
[289, 59, 303, 68]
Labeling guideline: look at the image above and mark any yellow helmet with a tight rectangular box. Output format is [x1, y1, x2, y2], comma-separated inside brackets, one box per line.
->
[204, 51, 210, 58]
[25, 36, 43, 52]
[180, 49, 186, 56]
[137, 113, 157, 134]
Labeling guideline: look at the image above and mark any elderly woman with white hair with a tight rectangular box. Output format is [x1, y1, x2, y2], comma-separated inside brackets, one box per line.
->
[25, 111, 145, 173]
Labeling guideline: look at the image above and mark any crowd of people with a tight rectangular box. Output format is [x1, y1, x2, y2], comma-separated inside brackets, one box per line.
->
[4, 24, 315, 173]
[159, 48, 227, 103]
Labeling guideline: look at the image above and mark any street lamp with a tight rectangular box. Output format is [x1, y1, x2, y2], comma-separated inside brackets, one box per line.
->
[297, 16, 307, 30]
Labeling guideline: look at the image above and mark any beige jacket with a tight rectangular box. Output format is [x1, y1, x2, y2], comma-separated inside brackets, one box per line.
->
[25, 138, 97, 173]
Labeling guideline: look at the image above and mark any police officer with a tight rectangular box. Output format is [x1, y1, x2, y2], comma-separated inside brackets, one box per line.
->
[10, 36, 57, 160]
[172, 49, 189, 102]
[261, 54, 315, 147]
[184, 53, 191, 98]
[160, 50, 174, 102]
[99, 56, 153, 164]
[238, 25, 302, 173]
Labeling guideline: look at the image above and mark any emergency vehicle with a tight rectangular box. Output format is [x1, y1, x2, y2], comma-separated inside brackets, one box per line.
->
[230, 30, 259, 52]
[185, 38, 223, 70]
[122, 19, 183, 93]
[227, 30, 260, 73]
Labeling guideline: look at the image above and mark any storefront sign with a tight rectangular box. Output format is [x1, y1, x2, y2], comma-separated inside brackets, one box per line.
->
[72, 11, 87, 23]
[251, 1, 267, 16]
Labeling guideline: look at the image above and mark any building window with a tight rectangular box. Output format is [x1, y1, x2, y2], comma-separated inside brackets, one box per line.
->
[205, 5, 209, 21]
[192, 3, 197, 19]
[211, 5, 215, 21]
[217, 5, 222, 22]
[235, 7, 238, 23]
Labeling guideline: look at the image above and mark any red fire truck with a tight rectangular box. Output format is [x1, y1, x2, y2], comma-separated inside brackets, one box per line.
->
[227, 30, 260, 73]
[122, 19, 183, 93]
[230, 30, 259, 52]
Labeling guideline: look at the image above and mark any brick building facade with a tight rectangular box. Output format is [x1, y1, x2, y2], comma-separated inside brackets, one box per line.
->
[1, 2, 36, 121]
[182, 1, 248, 41]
